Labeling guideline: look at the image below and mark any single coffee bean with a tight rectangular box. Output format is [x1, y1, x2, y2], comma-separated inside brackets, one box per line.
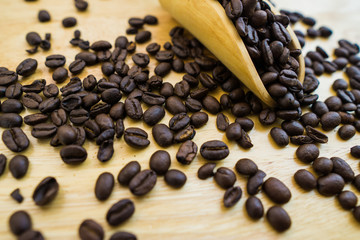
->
[0, 154, 6, 176]
[245, 196, 264, 220]
[69, 59, 86, 74]
[75, 0, 88, 11]
[185, 98, 202, 112]
[124, 127, 150, 148]
[259, 109, 277, 125]
[263, 177, 291, 204]
[69, 108, 89, 125]
[281, 120, 304, 136]
[95, 172, 114, 201]
[176, 140, 198, 165]
[190, 112, 208, 128]
[10, 188, 24, 203]
[32, 176, 59, 206]
[128, 17, 144, 28]
[200, 140, 229, 161]
[62, 17, 77, 27]
[110, 231, 137, 240]
[9, 210, 32, 236]
[118, 161, 141, 186]
[26, 31, 41, 46]
[2, 128, 29, 152]
[150, 150, 171, 175]
[51, 67, 68, 83]
[38, 9, 51, 22]
[45, 54, 66, 68]
[51, 109, 67, 126]
[235, 158, 258, 176]
[173, 125, 195, 143]
[155, 50, 174, 62]
[296, 144, 319, 163]
[226, 122, 242, 141]
[305, 126, 328, 143]
[165, 96, 187, 115]
[129, 169, 157, 196]
[0, 113, 23, 128]
[164, 169, 187, 188]
[338, 190, 358, 210]
[143, 105, 165, 126]
[294, 169, 317, 191]
[57, 125, 77, 145]
[144, 15, 158, 25]
[202, 95, 221, 115]
[125, 98, 143, 120]
[350, 145, 360, 158]
[31, 123, 57, 139]
[160, 82, 174, 97]
[197, 163, 216, 180]
[338, 125, 356, 140]
[79, 219, 104, 240]
[60, 145, 87, 164]
[5, 83, 23, 99]
[76, 52, 97, 66]
[1, 99, 23, 113]
[216, 113, 229, 131]
[172, 59, 184, 72]
[0, 71, 18, 86]
[9, 155, 29, 179]
[270, 127, 289, 147]
[317, 173, 345, 196]
[24, 113, 48, 126]
[152, 124, 174, 147]
[266, 206, 291, 232]
[331, 157, 355, 182]
[135, 31, 151, 43]
[142, 92, 165, 105]
[43, 84, 59, 98]
[320, 111, 341, 131]
[146, 43, 161, 55]
[214, 167, 236, 189]
[22, 79, 46, 93]
[223, 186, 242, 208]
[312, 157, 333, 175]
[106, 199, 134, 228]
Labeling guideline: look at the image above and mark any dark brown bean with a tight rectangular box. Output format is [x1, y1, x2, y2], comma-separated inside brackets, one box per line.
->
[79, 219, 104, 240]
[9, 155, 29, 179]
[95, 172, 114, 201]
[294, 169, 317, 191]
[9, 210, 32, 236]
[106, 199, 135, 226]
[164, 169, 187, 188]
[235, 158, 258, 176]
[129, 170, 157, 196]
[266, 206, 291, 232]
[245, 196, 264, 220]
[214, 167, 236, 189]
[317, 173, 345, 196]
[32, 177, 59, 206]
[263, 177, 291, 204]
[223, 186, 242, 208]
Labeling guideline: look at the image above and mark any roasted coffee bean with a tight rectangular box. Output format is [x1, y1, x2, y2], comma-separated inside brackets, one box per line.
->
[350, 145, 360, 158]
[45, 55, 66, 69]
[165, 96, 186, 115]
[147, 75, 162, 89]
[73, 127, 86, 146]
[124, 127, 150, 148]
[154, 62, 171, 77]
[143, 105, 165, 126]
[182, 75, 198, 89]
[146, 43, 161, 55]
[135, 31, 151, 43]
[132, 53, 150, 68]
[117, 161, 141, 185]
[101, 62, 114, 76]
[10, 188, 24, 203]
[214, 167, 236, 189]
[0, 154, 6, 176]
[231, 102, 252, 117]
[9, 210, 32, 236]
[24, 113, 47, 126]
[60, 145, 87, 164]
[110, 231, 137, 240]
[176, 140, 197, 165]
[247, 170, 266, 195]
[43, 84, 59, 98]
[202, 95, 221, 115]
[75, 0, 88, 11]
[83, 120, 100, 139]
[294, 169, 316, 191]
[198, 72, 217, 90]
[305, 126, 328, 143]
[142, 92, 165, 106]
[225, 122, 242, 141]
[114, 119, 124, 139]
[1, 99, 23, 113]
[50, 109, 67, 126]
[62, 17, 77, 27]
[95, 172, 114, 201]
[57, 125, 77, 145]
[237, 129, 253, 149]
[312, 157, 333, 175]
[26, 32, 42, 46]
[259, 109, 276, 125]
[185, 98, 202, 112]
[234, 117, 253, 132]
[96, 129, 115, 145]
[106, 199, 135, 226]
[94, 113, 113, 131]
[263, 177, 291, 204]
[129, 170, 157, 196]
[169, 113, 190, 131]
[173, 125, 195, 143]
[215, 113, 229, 131]
[152, 124, 174, 147]
[270, 127, 289, 147]
[338, 125, 356, 140]
[128, 17, 144, 28]
[266, 206, 291, 232]
[190, 87, 209, 100]
[320, 111, 341, 131]
[290, 135, 314, 145]
[281, 120, 304, 136]
[125, 98, 143, 120]
[338, 190, 358, 210]
[90, 102, 111, 118]
[223, 186, 242, 208]
[155, 50, 174, 62]
[174, 80, 190, 98]
[331, 157, 354, 182]
[31, 123, 57, 139]
[164, 169, 187, 188]
[76, 52, 97, 66]
[172, 58, 184, 73]
[149, 150, 171, 175]
[2, 128, 29, 152]
[82, 93, 99, 110]
[296, 144, 319, 163]
[190, 112, 208, 128]
[159, 82, 173, 98]
[51, 67, 68, 83]
[32, 176, 59, 206]
[69, 59, 86, 74]
[5, 83, 22, 99]
[0, 71, 18, 86]
[0, 113, 23, 128]
[324, 96, 342, 111]
[184, 62, 201, 76]
[245, 196, 264, 220]
[61, 94, 82, 112]
[235, 158, 258, 176]
[317, 173, 345, 196]
[79, 219, 104, 240]
[108, 102, 125, 121]
[9, 155, 29, 179]
[18, 230, 44, 240]
[197, 163, 216, 180]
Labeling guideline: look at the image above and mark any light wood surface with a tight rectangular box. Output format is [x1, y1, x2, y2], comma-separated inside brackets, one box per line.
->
[0, 0, 360, 239]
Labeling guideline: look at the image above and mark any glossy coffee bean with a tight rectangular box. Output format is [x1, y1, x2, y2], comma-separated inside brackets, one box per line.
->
[266, 206, 291, 232]
[197, 163, 216, 180]
[95, 172, 114, 201]
[294, 169, 316, 191]
[317, 173, 345, 196]
[2, 128, 29, 152]
[190, 112, 208, 128]
[117, 161, 141, 186]
[200, 140, 229, 161]
[270, 127, 289, 147]
[129, 170, 157, 196]
[245, 196, 264, 220]
[9, 210, 32, 236]
[331, 157, 354, 182]
[214, 167, 236, 189]
[149, 150, 171, 175]
[338, 190, 358, 210]
[143, 106, 165, 126]
[0, 113, 23, 128]
[106, 199, 135, 226]
[16, 58, 38, 77]
[164, 169, 187, 188]
[32, 176, 59, 206]
[60, 145, 87, 164]
[235, 158, 258, 176]
[110, 231, 137, 240]
[263, 177, 291, 204]
[9, 155, 29, 179]
[223, 186, 242, 208]
[296, 144, 319, 163]
[79, 219, 104, 240]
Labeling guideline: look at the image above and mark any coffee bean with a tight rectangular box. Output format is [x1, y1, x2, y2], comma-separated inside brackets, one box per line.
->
[110, 231, 137, 240]
[331, 157, 354, 182]
[296, 144, 319, 163]
[165, 96, 186, 115]
[214, 167, 236, 189]
[338, 190, 358, 210]
[155, 50, 174, 62]
[31, 123, 57, 139]
[197, 163, 216, 180]
[43, 84, 59, 98]
[45, 54, 66, 68]
[235, 158, 258, 176]
[79, 219, 104, 240]
[124, 127, 150, 148]
[9, 155, 29, 179]
[129, 169, 157, 196]
[224, 122, 241, 141]
[312, 157, 333, 175]
[215, 113, 229, 131]
[62, 17, 77, 27]
[95, 172, 114, 201]
[18, 230, 44, 240]
[259, 109, 276, 125]
[50, 109, 67, 127]
[142, 92, 165, 105]
[75, 0, 88, 11]
[152, 124, 174, 147]
[106, 199, 135, 226]
[0, 154, 6, 177]
[150, 150, 171, 175]
[90, 102, 111, 118]
[263, 177, 291, 204]
[165, 169, 187, 188]
[237, 129, 253, 149]
[317, 173, 345, 196]
[320, 111, 341, 131]
[118, 161, 141, 186]
[281, 120, 304, 136]
[32, 176, 59, 206]
[10, 188, 24, 203]
[270, 127, 289, 147]
[26, 32, 41, 46]
[9, 210, 32, 236]
[338, 125, 356, 140]
[301, 113, 319, 128]
[56, 125, 77, 146]
[305, 126, 328, 143]
[69, 59, 86, 74]
[185, 98, 202, 112]
[245, 196, 264, 220]
[202, 95, 221, 115]
[1, 99, 23, 113]
[146, 43, 160, 55]
[60, 145, 87, 164]
[168, 113, 189, 131]
[190, 87, 209, 100]
[0, 113, 23, 128]
[125, 98, 143, 120]
[189, 112, 208, 128]
[2, 128, 29, 152]
[350, 145, 360, 158]
[6, 83, 23, 99]
[223, 186, 242, 208]
[246, 170, 266, 195]
[143, 105, 165, 126]
[266, 206, 291, 232]
[135, 31, 151, 43]
[38, 9, 51, 22]
[294, 169, 316, 191]
[76, 52, 97, 66]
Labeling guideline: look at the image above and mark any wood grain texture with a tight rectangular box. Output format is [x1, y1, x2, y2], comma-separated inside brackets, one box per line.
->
[0, 0, 360, 239]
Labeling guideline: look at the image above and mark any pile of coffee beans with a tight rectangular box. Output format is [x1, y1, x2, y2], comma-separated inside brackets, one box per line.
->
[2, 0, 360, 237]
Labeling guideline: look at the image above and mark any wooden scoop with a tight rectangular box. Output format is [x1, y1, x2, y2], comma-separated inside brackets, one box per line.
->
[159, 0, 305, 107]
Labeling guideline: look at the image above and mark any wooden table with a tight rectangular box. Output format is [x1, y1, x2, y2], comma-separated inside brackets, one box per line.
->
[0, 0, 360, 239]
